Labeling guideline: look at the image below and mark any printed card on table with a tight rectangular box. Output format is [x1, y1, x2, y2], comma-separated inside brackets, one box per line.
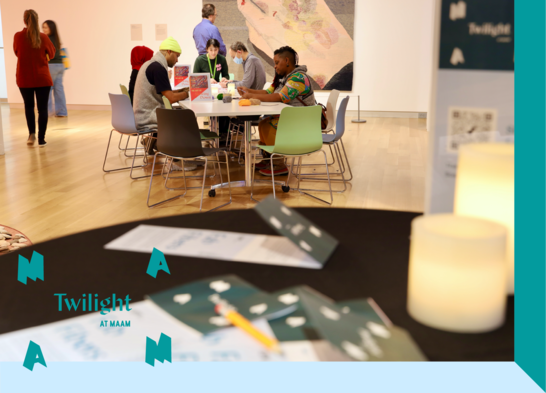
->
[104, 198, 338, 269]
[189, 72, 212, 101]
[146, 275, 296, 335]
[173, 64, 191, 89]
[254, 196, 339, 265]
[295, 287, 427, 361]
[268, 287, 392, 344]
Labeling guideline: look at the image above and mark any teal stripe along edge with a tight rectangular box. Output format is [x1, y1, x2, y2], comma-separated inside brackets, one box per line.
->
[515, 0, 546, 390]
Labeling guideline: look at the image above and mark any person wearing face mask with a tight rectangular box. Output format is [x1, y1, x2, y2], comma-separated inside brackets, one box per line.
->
[193, 38, 229, 83]
[133, 37, 196, 171]
[220, 42, 265, 90]
[237, 46, 315, 177]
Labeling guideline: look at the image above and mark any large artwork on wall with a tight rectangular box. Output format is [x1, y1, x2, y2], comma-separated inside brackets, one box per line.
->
[211, 0, 355, 91]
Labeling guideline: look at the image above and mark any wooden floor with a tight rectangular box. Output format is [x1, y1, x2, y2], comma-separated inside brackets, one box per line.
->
[0, 104, 428, 244]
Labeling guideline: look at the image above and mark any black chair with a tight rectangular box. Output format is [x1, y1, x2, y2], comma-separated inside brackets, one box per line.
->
[147, 109, 232, 211]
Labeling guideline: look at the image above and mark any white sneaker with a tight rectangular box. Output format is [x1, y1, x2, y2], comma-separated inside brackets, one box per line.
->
[171, 162, 197, 171]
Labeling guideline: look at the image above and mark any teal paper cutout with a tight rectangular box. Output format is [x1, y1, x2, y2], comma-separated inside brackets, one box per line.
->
[18, 251, 44, 285]
[146, 248, 170, 278]
[23, 341, 47, 371]
[145, 333, 172, 366]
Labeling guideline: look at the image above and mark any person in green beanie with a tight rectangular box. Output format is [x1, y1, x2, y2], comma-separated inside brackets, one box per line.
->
[133, 37, 196, 171]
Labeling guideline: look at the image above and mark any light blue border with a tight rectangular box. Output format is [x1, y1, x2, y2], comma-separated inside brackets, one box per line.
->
[515, 0, 545, 389]
[0, 362, 542, 393]
[1, 1, 542, 392]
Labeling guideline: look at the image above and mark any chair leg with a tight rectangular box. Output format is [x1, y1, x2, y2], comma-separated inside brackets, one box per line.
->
[216, 152, 224, 185]
[118, 134, 125, 151]
[270, 154, 277, 199]
[147, 153, 189, 208]
[250, 145, 258, 202]
[199, 158, 208, 212]
[130, 135, 153, 180]
[285, 157, 295, 189]
[340, 139, 354, 181]
[103, 130, 149, 173]
[294, 147, 336, 167]
[295, 151, 334, 205]
[207, 151, 232, 212]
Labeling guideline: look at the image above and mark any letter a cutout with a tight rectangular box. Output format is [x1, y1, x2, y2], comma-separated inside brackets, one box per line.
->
[145, 333, 172, 366]
[23, 341, 47, 371]
[146, 248, 170, 278]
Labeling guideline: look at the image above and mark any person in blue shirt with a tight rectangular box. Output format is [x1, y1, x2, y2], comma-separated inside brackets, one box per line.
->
[193, 4, 226, 57]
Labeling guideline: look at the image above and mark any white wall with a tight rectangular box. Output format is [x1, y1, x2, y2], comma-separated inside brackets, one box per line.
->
[0, 4, 7, 99]
[0, 0, 435, 112]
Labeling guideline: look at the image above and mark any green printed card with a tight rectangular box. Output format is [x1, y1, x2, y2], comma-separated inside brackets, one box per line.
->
[146, 275, 295, 335]
[254, 196, 338, 266]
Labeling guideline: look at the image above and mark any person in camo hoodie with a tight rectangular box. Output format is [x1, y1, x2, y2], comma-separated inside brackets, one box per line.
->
[133, 37, 196, 171]
[237, 46, 316, 177]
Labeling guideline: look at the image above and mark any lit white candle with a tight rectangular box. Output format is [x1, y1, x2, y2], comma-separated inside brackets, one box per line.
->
[407, 214, 507, 333]
[454, 143, 514, 294]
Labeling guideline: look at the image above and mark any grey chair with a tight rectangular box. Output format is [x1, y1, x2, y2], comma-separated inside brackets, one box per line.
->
[117, 84, 144, 156]
[103, 93, 156, 179]
[323, 89, 340, 134]
[147, 108, 232, 211]
[292, 96, 353, 192]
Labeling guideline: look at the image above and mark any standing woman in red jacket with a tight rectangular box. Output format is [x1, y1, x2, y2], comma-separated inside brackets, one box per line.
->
[14, 10, 56, 147]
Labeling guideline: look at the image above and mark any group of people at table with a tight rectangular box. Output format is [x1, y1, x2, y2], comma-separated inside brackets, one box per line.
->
[128, 4, 317, 176]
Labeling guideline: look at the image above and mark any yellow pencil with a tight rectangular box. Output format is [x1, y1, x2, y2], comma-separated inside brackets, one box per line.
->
[215, 304, 281, 353]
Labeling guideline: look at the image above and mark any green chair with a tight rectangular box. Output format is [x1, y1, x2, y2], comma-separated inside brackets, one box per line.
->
[120, 84, 130, 99]
[250, 106, 333, 205]
[162, 95, 219, 145]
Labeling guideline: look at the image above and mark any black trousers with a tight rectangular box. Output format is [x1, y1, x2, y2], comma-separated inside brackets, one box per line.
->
[19, 86, 51, 141]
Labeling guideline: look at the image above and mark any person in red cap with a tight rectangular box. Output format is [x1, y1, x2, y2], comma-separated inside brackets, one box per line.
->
[128, 46, 154, 104]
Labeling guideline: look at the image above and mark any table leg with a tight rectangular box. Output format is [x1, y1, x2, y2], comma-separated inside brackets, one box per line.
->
[209, 119, 256, 190]
[244, 120, 252, 187]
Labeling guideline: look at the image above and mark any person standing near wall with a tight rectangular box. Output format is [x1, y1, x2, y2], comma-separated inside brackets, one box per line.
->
[42, 20, 67, 117]
[129, 46, 154, 104]
[14, 10, 56, 147]
[193, 4, 226, 57]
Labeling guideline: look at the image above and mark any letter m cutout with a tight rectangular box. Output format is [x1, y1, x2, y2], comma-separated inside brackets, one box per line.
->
[18, 251, 44, 285]
[145, 333, 172, 366]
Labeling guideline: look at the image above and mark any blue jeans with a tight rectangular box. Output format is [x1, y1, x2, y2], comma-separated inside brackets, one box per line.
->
[48, 63, 67, 116]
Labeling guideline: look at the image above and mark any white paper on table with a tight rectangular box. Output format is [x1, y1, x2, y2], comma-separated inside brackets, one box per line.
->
[0, 300, 318, 362]
[104, 225, 322, 269]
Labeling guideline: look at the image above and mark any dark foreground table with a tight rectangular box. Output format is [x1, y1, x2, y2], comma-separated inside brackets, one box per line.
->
[0, 208, 513, 361]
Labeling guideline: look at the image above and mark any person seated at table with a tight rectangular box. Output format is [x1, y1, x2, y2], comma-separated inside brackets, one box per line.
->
[133, 37, 195, 171]
[193, 38, 229, 83]
[128, 45, 153, 105]
[220, 42, 265, 90]
[193, 38, 231, 138]
[238, 46, 316, 177]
